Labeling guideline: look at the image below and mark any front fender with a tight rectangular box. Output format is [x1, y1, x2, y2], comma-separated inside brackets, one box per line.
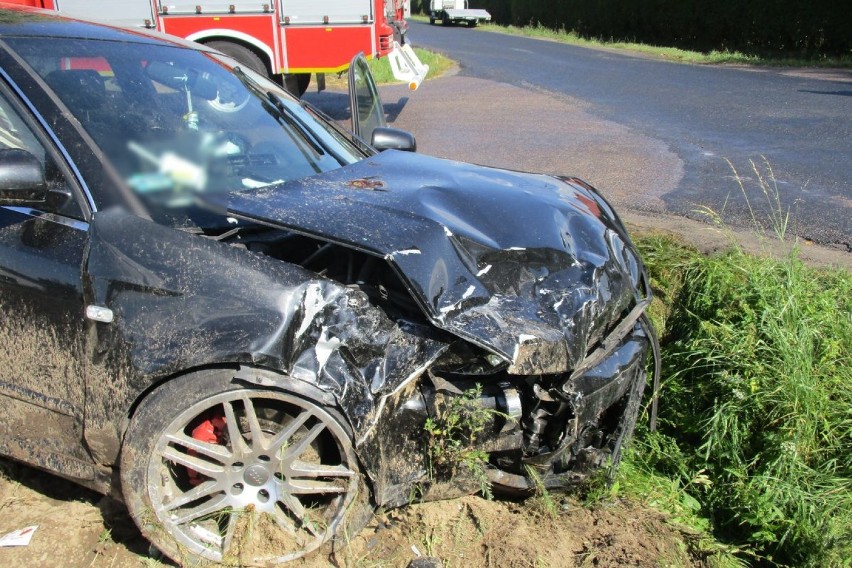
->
[83, 209, 445, 475]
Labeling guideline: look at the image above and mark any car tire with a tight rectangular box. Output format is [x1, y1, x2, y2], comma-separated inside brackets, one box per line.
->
[205, 41, 268, 77]
[429, 15, 435, 25]
[120, 368, 369, 566]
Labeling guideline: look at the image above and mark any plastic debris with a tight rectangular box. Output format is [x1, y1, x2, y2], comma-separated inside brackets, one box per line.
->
[0, 526, 38, 547]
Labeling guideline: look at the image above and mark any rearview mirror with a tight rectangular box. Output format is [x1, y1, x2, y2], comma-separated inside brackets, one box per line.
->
[0, 148, 47, 204]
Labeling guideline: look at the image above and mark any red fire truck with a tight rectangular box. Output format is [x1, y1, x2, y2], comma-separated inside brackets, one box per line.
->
[5, 0, 427, 94]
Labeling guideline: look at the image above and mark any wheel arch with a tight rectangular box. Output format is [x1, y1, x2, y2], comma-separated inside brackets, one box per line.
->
[122, 364, 349, 445]
[189, 30, 276, 75]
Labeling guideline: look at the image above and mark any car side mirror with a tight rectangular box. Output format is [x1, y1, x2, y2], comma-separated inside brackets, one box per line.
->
[0, 148, 47, 204]
[371, 127, 416, 152]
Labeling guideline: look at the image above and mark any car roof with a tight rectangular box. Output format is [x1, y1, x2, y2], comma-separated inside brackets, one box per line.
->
[0, 4, 213, 52]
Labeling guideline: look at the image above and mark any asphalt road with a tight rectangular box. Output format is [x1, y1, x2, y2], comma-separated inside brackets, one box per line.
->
[403, 21, 852, 251]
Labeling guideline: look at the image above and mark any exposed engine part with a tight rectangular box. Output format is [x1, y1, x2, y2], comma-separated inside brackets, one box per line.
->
[521, 376, 574, 459]
[422, 379, 525, 454]
[521, 403, 556, 456]
[495, 383, 523, 433]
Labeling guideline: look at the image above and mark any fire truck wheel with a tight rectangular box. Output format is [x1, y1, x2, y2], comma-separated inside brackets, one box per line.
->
[206, 41, 269, 78]
[284, 74, 311, 98]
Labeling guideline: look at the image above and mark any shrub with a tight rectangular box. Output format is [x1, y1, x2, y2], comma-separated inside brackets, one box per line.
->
[478, 0, 849, 57]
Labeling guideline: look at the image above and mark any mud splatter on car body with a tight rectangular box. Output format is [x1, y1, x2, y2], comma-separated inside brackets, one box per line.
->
[0, 5, 656, 565]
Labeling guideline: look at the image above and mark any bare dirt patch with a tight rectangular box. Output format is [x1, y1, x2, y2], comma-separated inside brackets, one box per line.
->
[1, 458, 701, 567]
[327, 495, 698, 568]
[0, 460, 147, 567]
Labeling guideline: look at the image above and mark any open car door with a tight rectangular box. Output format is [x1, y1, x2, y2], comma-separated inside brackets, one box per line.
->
[347, 53, 417, 152]
[348, 54, 387, 143]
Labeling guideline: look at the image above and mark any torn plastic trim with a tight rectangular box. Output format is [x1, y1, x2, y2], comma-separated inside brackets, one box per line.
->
[233, 365, 337, 407]
[425, 314, 649, 464]
[355, 344, 448, 447]
[524, 328, 647, 467]
[486, 343, 648, 491]
[568, 297, 651, 382]
[487, 363, 646, 492]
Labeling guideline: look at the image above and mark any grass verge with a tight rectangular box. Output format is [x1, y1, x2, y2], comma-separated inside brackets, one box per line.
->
[465, 21, 852, 68]
[369, 48, 454, 84]
[322, 48, 454, 90]
[613, 229, 852, 567]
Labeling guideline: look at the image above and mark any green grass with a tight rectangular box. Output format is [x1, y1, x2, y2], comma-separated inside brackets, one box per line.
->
[615, 449, 750, 567]
[323, 48, 454, 89]
[369, 47, 454, 84]
[468, 21, 852, 68]
[424, 385, 505, 500]
[588, 155, 852, 566]
[614, 230, 852, 567]
[601, 157, 852, 566]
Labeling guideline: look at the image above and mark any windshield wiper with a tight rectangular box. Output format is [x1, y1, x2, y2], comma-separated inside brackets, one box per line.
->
[262, 90, 326, 156]
[230, 68, 346, 162]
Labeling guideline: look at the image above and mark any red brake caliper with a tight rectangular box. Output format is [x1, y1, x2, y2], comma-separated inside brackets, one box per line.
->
[187, 411, 226, 486]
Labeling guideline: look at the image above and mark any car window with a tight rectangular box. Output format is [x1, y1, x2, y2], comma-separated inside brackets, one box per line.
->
[0, 86, 83, 220]
[3, 37, 365, 230]
[0, 94, 39, 155]
[349, 54, 386, 142]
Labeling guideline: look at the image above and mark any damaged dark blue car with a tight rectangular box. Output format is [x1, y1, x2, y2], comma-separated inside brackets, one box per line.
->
[0, 5, 657, 565]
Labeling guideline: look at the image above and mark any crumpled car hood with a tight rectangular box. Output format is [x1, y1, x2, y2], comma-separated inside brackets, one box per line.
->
[218, 150, 646, 374]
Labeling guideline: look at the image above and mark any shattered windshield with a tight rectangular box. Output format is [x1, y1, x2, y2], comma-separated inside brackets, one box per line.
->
[4, 36, 364, 227]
